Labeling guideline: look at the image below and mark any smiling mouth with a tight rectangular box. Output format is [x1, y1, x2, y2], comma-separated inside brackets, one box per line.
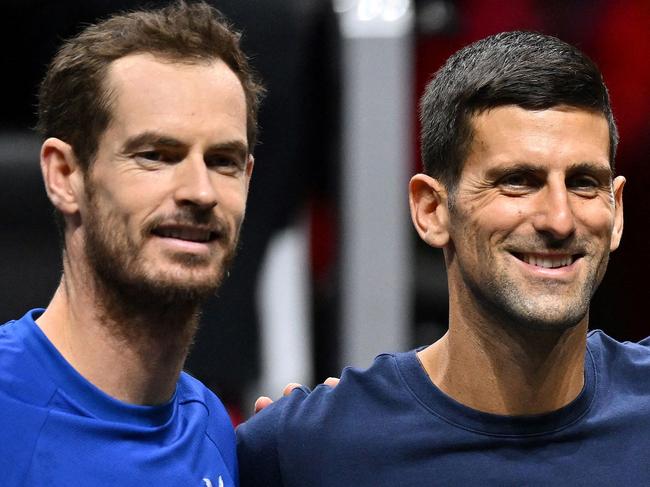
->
[512, 253, 581, 269]
[152, 225, 219, 243]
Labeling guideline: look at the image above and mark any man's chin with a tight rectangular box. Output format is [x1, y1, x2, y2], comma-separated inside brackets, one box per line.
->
[486, 283, 591, 332]
[94, 261, 225, 310]
[506, 299, 589, 332]
[143, 270, 225, 303]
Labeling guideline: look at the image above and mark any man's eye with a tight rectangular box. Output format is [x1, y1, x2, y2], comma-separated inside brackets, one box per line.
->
[568, 175, 599, 189]
[499, 173, 536, 188]
[206, 155, 243, 172]
[136, 151, 177, 163]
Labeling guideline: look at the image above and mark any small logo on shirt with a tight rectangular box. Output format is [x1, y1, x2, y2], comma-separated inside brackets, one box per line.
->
[202, 476, 224, 487]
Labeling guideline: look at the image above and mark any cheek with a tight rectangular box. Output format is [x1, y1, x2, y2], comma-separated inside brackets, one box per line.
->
[216, 179, 249, 220]
[459, 192, 529, 229]
[96, 186, 161, 237]
[449, 206, 526, 271]
[574, 201, 616, 239]
[460, 205, 525, 242]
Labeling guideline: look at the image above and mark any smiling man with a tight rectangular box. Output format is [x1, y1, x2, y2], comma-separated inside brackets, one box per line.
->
[0, 2, 262, 485]
[238, 32, 650, 485]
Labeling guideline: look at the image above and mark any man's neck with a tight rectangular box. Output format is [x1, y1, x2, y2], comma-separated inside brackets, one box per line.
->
[417, 308, 588, 416]
[36, 270, 199, 406]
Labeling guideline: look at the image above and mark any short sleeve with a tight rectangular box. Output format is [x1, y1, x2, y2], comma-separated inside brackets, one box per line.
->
[237, 397, 285, 486]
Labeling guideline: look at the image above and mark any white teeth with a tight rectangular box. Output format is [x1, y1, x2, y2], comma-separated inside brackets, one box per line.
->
[521, 254, 572, 268]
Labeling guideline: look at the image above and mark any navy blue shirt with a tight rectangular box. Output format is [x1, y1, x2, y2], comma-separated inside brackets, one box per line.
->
[0, 310, 238, 486]
[238, 331, 650, 486]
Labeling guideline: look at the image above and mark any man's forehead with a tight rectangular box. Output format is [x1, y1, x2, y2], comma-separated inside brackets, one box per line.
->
[460, 105, 612, 175]
[103, 52, 245, 120]
[96, 52, 248, 153]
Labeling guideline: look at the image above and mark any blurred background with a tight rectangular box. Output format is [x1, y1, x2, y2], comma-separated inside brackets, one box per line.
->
[1, 0, 648, 422]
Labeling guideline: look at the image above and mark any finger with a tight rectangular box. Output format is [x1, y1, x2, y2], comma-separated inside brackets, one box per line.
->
[323, 377, 340, 388]
[254, 396, 273, 414]
[282, 382, 302, 396]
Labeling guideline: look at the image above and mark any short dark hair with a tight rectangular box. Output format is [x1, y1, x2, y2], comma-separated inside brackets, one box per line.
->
[37, 0, 265, 170]
[420, 31, 617, 192]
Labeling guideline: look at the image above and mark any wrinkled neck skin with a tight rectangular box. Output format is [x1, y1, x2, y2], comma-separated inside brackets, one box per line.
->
[36, 237, 199, 406]
[417, 284, 588, 416]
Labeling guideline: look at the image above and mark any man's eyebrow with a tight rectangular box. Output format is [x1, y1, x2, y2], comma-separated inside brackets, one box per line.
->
[567, 162, 613, 181]
[121, 133, 248, 159]
[206, 140, 249, 160]
[484, 163, 540, 179]
[122, 132, 185, 153]
[484, 161, 613, 180]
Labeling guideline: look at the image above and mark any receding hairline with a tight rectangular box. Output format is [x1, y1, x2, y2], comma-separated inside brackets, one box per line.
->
[104, 51, 246, 91]
[97, 52, 249, 148]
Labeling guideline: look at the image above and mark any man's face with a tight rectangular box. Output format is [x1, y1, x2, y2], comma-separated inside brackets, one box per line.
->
[79, 53, 252, 304]
[445, 105, 623, 330]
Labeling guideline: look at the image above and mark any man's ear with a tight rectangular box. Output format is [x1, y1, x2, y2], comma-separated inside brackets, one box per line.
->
[409, 173, 450, 248]
[245, 155, 254, 186]
[40, 138, 85, 215]
[610, 175, 625, 252]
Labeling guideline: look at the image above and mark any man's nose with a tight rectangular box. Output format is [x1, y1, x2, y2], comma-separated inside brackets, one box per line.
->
[532, 183, 576, 240]
[173, 155, 219, 209]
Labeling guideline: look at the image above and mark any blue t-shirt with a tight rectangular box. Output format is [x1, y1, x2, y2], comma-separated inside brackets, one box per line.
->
[238, 331, 650, 486]
[0, 309, 238, 487]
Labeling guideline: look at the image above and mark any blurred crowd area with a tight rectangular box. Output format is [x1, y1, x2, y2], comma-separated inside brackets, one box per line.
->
[1, 0, 648, 418]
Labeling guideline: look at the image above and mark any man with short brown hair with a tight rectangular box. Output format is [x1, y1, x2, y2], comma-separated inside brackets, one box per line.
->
[0, 2, 262, 485]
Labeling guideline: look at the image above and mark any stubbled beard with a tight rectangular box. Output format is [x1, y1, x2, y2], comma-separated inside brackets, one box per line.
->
[461, 236, 606, 333]
[82, 183, 238, 341]
[466, 265, 596, 332]
[448, 200, 608, 333]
